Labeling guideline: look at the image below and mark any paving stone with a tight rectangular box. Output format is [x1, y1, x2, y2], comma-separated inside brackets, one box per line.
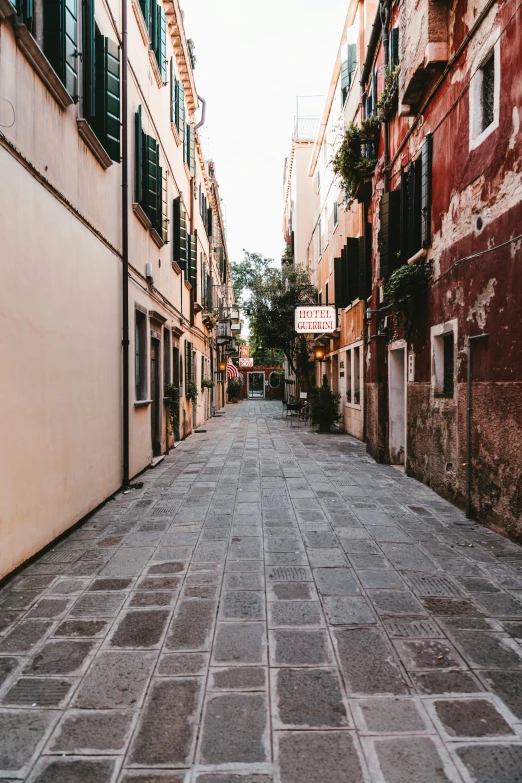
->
[147, 562, 185, 575]
[359, 698, 426, 732]
[480, 670, 522, 718]
[130, 678, 201, 765]
[306, 549, 347, 567]
[411, 670, 484, 694]
[48, 709, 134, 752]
[157, 653, 208, 676]
[274, 668, 347, 728]
[119, 772, 186, 782]
[42, 579, 88, 596]
[24, 640, 95, 675]
[184, 571, 220, 586]
[403, 574, 462, 597]
[438, 615, 492, 630]
[394, 639, 466, 671]
[269, 582, 313, 601]
[0, 658, 18, 687]
[368, 590, 427, 616]
[129, 591, 176, 607]
[110, 609, 169, 647]
[193, 541, 227, 563]
[220, 591, 265, 621]
[324, 596, 376, 625]
[212, 623, 266, 664]
[449, 630, 522, 669]
[70, 593, 126, 616]
[303, 531, 337, 548]
[182, 585, 217, 600]
[265, 552, 308, 566]
[199, 693, 267, 764]
[224, 573, 264, 590]
[0, 710, 56, 775]
[195, 776, 271, 783]
[374, 737, 452, 783]
[54, 620, 107, 637]
[314, 567, 360, 595]
[0, 610, 19, 634]
[434, 698, 514, 737]
[266, 566, 311, 581]
[334, 628, 408, 694]
[269, 601, 322, 627]
[3, 677, 72, 706]
[379, 544, 436, 571]
[358, 570, 405, 589]
[88, 578, 133, 591]
[458, 577, 501, 592]
[349, 554, 390, 570]
[384, 618, 443, 638]
[28, 757, 116, 782]
[99, 547, 155, 576]
[210, 666, 266, 690]
[472, 592, 522, 617]
[11, 575, 55, 591]
[226, 560, 264, 573]
[229, 538, 263, 559]
[271, 629, 333, 666]
[72, 651, 155, 709]
[456, 744, 522, 782]
[278, 730, 364, 783]
[165, 601, 215, 650]
[421, 597, 482, 616]
[137, 576, 181, 590]
[0, 621, 52, 653]
[160, 531, 200, 547]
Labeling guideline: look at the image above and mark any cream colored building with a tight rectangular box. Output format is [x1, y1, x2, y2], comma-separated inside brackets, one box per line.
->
[0, 0, 232, 577]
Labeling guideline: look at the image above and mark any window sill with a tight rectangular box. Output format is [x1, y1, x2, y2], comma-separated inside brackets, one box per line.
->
[345, 401, 362, 410]
[333, 221, 339, 233]
[194, 302, 203, 314]
[171, 122, 182, 147]
[132, 202, 152, 230]
[134, 399, 152, 408]
[150, 227, 165, 248]
[172, 261, 182, 275]
[77, 119, 113, 169]
[0, 0, 15, 22]
[13, 23, 73, 110]
[131, 0, 151, 46]
[148, 48, 164, 89]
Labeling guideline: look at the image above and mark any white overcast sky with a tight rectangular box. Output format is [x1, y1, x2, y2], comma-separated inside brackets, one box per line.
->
[182, 0, 347, 266]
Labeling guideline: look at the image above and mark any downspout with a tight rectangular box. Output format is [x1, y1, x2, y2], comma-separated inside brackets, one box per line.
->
[360, 8, 382, 93]
[121, 0, 130, 486]
[465, 333, 489, 518]
[380, 0, 391, 193]
[195, 95, 206, 130]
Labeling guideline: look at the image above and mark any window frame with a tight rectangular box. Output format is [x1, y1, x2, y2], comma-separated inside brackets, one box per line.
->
[469, 37, 500, 151]
[135, 306, 148, 402]
[344, 341, 363, 410]
[431, 319, 458, 401]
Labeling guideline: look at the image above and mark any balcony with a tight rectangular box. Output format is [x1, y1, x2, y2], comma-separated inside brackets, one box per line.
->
[399, 0, 449, 112]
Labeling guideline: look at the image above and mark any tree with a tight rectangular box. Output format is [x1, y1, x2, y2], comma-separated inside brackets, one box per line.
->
[248, 333, 284, 366]
[230, 250, 273, 305]
[245, 265, 317, 386]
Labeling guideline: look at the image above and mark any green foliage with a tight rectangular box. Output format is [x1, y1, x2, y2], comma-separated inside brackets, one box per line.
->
[376, 65, 400, 121]
[331, 117, 381, 208]
[164, 383, 180, 428]
[230, 250, 273, 305]
[308, 377, 341, 433]
[227, 379, 241, 399]
[269, 370, 284, 389]
[186, 379, 198, 402]
[384, 261, 433, 337]
[249, 333, 284, 366]
[201, 379, 215, 389]
[187, 38, 196, 68]
[244, 264, 317, 387]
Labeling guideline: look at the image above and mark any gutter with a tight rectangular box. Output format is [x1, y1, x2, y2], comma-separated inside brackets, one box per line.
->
[359, 7, 382, 91]
[121, 0, 130, 486]
[195, 94, 206, 130]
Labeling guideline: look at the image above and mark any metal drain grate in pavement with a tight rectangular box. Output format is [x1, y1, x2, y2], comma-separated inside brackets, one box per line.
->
[403, 574, 462, 597]
[267, 567, 308, 581]
[384, 618, 442, 638]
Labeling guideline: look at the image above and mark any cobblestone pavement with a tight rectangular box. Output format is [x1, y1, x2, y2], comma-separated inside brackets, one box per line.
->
[2, 401, 522, 782]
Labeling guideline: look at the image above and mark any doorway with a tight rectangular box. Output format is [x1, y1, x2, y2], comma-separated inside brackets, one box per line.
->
[150, 336, 162, 457]
[248, 372, 265, 399]
[389, 344, 406, 465]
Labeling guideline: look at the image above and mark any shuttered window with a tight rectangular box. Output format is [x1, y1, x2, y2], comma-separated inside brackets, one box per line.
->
[389, 27, 400, 68]
[135, 107, 163, 230]
[139, 0, 152, 36]
[152, 3, 166, 83]
[358, 228, 372, 301]
[207, 208, 213, 239]
[82, 0, 95, 119]
[173, 196, 187, 270]
[44, 0, 78, 100]
[407, 159, 423, 258]
[184, 341, 193, 390]
[380, 190, 401, 279]
[334, 239, 359, 308]
[135, 106, 143, 203]
[92, 36, 121, 161]
[175, 78, 185, 136]
[161, 168, 168, 242]
[188, 234, 198, 300]
[421, 133, 432, 248]
[185, 123, 195, 175]
[340, 43, 357, 106]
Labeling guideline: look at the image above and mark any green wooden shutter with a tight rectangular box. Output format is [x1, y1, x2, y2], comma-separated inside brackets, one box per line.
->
[161, 168, 168, 241]
[82, 0, 96, 120]
[139, 0, 151, 35]
[188, 124, 195, 176]
[189, 234, 197, 299]
[400, 168, 409, 264]
[340, 58, 349, 104]
[407, 159, 422, 257]
[173, 196, 187, 270]
[207, 207, 213, 239]
[334, 257, 344, 309]
[93, 35, 121, 161]
[175, 78, 185, 136]
[346, 238, 359, 302]
[155, 159, 162, 232]
[143, 134, 159, 226]
[421, 134, 432, 248]
[380, 190, 401, 279]
[371, 68, 377, 114]
[390, 27, 400, 68]
[358, 233, 371, 301]
[135, 107, 143, 203]
[158, 5, 166, 83]
[44, 0, 78, 100]
[184, 341, 189, 388]
[347, 43, 357, 80]
[170, 58, 175, 122]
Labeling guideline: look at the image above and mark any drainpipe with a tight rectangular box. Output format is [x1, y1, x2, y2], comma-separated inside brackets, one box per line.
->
[465, 333, 489, 518]
[195, 95, 206, 130]
[380, 0, 391, 193]
[360, 8, 382, 90]
[121, 0, 130, 486]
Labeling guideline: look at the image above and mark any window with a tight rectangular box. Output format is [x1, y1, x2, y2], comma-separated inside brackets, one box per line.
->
[318, 290, 322, 305]
[164, 329, 171, 386]
[469, 41, 500, 150]
[184, 341, 193, 392]
[135, 308, 148, 400]
[353, 346, 360, 404]
[172, 196, 187, 269]
[170, 58, 185, 136]
[139, 0, 166, 83]
[135, 107, 166, 239]
[184, 123, 195, 176]
[318, 219, 322, 258]
[340, 42, 357, 105]
[333, 199, 338, 228]
[334, 238, 359, 308]
[187, 233, 197, 299]
[325, 282, 329, 305]
[345, 343, 362, 407]
[431, 320, 457, 398]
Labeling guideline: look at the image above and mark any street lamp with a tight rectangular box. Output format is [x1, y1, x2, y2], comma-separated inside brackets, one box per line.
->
[314, 347, 325, 361]
[218, 361, 227, 372]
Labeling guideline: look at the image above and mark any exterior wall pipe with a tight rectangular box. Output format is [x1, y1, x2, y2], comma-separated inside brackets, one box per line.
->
[195, 95, 206, 130]
[380, 0, 391, 193]
[359, 8, 382, 91]
[121, 0, 130, 486]
[466, 333, 489, 518]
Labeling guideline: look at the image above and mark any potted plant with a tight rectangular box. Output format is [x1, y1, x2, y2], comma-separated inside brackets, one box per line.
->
[384, 261, 433, 338]
[164, 383, 180, 430]
[359, 115, 381, 142]
[376, 65, 400, 122]
[201, 379, 215, 390]
[186, 380, 198, 403]
[308, 378, 341, 433]
[227, 378, 241, 403]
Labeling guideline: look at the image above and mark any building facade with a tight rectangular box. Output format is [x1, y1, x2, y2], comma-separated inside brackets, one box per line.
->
[0, 0, 233, 577]
[285, 0, 522, 539]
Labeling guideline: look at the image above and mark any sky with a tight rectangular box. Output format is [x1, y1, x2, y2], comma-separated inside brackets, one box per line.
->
[182, 0, 348, 267]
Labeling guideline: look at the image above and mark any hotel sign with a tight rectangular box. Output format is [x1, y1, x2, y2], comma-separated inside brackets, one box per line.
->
[295, 306, 336, 334]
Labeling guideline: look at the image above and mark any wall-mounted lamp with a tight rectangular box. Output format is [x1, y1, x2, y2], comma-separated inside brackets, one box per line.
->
[314, 347, 325, 361]
[218, 361, 227, 372]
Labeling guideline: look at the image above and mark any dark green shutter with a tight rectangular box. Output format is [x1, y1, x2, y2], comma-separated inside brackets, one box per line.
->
[189, 234, 197, 299]
[380, 190, 401, 279]
[421, 134, 432, 248]
[188, 124, 195, 175]
[154, 4, 166, 83]
[334, 257, 344, 309]
[175, 77, 185, 136]
[44, 0, 78, 100]
[390, 27, 400, 68]
[346, 238, 359, 302]
[400, 169, 409, 264]
[143, 133, 159, 226]
[340, 59, 350, 105]
[358, 228, 373, 301]
[407, 159, 422, 257]
[155, 160, 162, 232]
[139, 0, 151, 35]
[135, 107, 143, 203]
[371, 68, 377, 114]
[173, 196, 187, 270]
[206, 273, 212, 310]
[347, 43, 357, 79]
[82, 0, 95, 120]
[207, 207, 213, 239]
[161, 168, 168, 241]
[93, 35, 121, 161]
[170, 58, 175, 122]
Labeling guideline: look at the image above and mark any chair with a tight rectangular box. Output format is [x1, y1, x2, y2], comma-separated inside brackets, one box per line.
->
[285, 402, 302, 427]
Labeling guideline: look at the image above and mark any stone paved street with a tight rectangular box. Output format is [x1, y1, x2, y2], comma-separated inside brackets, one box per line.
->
[2, 400, 522, 782]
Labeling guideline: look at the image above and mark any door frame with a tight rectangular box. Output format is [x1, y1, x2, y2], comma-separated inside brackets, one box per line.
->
[388, 339, 407, 466]
[150, 334, 162, 457]
[247, 371, 265, 399]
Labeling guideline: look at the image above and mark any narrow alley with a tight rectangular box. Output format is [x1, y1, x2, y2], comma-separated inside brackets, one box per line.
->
[1, 401, 522, 783]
